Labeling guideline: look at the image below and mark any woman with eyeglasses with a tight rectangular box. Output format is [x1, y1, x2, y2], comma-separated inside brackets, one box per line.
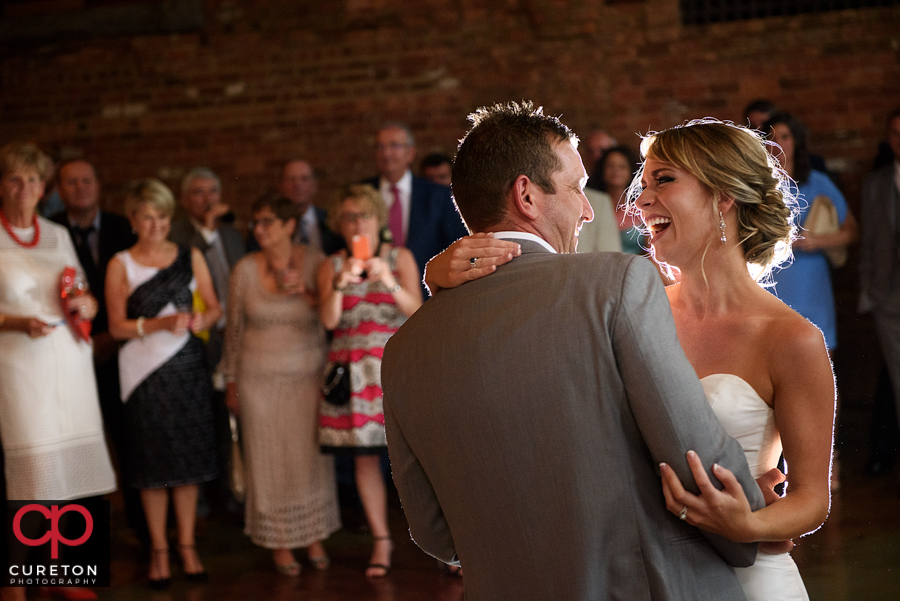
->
[317, 184, 422, 578]
[222, 194, 340, 578]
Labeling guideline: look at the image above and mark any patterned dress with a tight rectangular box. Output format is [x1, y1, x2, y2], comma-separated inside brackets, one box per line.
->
[117, 246, 219, 489]
[320, 248, 406, 453]
[223, 252, 341, 549]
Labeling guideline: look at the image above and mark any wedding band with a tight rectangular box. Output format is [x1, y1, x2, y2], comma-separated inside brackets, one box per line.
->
[678, 505, 688, 521]
[469, 257, 477, 269]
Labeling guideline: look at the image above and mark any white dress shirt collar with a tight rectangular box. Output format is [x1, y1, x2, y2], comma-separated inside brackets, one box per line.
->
[492, 231, 557, 253]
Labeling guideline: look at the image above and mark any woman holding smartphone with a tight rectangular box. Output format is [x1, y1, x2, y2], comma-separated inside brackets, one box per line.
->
[317, 183, 422, 578]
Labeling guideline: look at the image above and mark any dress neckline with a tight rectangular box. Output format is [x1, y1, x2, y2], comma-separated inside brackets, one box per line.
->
[700, 373, 768, 406]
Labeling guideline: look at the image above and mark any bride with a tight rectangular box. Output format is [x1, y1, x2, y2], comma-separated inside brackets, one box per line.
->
[426, 119, 834, 601]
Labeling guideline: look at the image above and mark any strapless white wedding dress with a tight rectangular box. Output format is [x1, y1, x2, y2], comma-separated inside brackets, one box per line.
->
[702, 374, 810, 601]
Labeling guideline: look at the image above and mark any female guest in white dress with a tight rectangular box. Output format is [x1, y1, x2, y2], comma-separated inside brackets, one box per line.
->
[425, 120, 834, 601]
[106, 179, 222, 588]
[0, 142, 116, 601]
[223, 195, 340, 578]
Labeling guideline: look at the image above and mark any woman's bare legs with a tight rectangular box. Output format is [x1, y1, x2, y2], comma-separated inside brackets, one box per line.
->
[355, 455, 392, 577]
[171, 485, 205, 576]
[140, 488, 171, 581]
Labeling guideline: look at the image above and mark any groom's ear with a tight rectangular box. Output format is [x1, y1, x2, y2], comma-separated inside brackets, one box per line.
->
[511, 174, 540, 221]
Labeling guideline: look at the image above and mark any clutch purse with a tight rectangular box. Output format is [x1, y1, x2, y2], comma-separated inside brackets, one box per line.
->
[322, 362, 351, 407]
[805, 195, 847, 268]
[228, 412, 246, 503]
[59, 266, 92, 342]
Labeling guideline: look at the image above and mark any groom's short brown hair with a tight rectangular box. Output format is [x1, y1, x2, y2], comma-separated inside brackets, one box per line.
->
[452, 101, 576, 232]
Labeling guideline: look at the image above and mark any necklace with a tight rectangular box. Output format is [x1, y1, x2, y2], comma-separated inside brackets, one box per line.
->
[0, 208, 40, 248]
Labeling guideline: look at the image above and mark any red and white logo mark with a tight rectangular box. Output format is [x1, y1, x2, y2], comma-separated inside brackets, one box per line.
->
[12, 504, 93, 559]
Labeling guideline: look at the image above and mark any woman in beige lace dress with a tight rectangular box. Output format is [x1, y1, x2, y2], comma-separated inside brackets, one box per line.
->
[223, 194, 340, 577]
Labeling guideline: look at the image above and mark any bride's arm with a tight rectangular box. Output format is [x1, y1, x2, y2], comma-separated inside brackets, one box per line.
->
[423, 233, 520, 296]
[660, 319, 835, 542]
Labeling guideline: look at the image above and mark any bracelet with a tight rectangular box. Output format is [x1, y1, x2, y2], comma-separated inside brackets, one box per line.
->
[136, 317, 146, 339]
[390, 283, 401, 293]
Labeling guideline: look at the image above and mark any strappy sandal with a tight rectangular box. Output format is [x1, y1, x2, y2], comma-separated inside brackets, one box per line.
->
[366, 535, 392, 579]
[177, 544, 208, 583]
[308, 553, 331, 571]
[148, 548, 171, 590]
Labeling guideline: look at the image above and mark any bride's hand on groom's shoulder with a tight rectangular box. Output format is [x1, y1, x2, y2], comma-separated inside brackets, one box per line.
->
[424, 233, 520, 296]
[659, 450, 759, 543]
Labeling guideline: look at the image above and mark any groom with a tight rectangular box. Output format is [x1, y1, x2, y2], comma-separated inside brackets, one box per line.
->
[382, 102, 765, 600]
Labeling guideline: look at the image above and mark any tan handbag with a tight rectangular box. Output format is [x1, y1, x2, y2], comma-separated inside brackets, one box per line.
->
[804, 195, 847, 268]
[228, 412, 246, 503]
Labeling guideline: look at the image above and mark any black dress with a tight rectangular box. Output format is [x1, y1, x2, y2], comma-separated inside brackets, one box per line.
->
[123, 246, 219, 489]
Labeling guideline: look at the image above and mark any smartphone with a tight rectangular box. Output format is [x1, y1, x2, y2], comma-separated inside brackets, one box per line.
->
[351, 235, 371, 261]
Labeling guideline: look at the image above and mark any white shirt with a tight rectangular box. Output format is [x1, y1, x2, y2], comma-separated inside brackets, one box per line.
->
[493, 231, 557, 253]
[299, 205, 322, 253]
[379, 170, 412, 241]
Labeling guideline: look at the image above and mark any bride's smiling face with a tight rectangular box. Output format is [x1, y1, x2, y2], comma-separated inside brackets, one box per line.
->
[635, 158, 719, 268]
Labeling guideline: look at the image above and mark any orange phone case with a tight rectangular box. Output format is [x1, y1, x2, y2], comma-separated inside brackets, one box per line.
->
[351, 235, 371, 261]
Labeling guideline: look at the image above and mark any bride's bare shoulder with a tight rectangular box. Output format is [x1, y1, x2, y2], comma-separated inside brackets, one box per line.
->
[760, 292, 831, 370]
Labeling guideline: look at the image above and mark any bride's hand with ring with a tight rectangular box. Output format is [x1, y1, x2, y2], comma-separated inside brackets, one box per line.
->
[660, 450, 759, 543]
[424, 233, 521, 296]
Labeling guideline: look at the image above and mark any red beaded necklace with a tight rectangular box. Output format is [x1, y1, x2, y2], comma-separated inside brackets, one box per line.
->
[0, 208, 40, 248]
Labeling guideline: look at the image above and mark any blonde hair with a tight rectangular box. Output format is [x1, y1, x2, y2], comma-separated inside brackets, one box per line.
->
[0, 142, 53, 182]
[124, 178, 176, 218]
[327, 184, 388, 233]
[626, 119, 796, 281]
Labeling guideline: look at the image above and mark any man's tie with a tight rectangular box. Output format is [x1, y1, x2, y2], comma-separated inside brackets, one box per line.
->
[72, 224, 99, 292]
[389, 185, 404, 246]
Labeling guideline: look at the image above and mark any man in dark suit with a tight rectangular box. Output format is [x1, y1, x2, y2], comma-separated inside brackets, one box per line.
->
[362, 122, 467, 284]
[50, 158, 141, 533]
[169, 167, 245, 370]
[275, 159, 344, 255]
[859, 106, 900, 474]
[382, 102, 764, 600]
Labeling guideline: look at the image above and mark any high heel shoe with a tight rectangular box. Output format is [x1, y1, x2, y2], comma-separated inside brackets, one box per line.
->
[366, 535, 392, 579]
[177, 544, 208, 583]
[308, 553, 330, 571]
[273, 549, 301, 577]
[148, 548, 171, 590]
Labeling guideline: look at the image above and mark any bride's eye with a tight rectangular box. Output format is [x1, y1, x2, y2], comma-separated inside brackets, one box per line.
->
[656, 176, 673, 185]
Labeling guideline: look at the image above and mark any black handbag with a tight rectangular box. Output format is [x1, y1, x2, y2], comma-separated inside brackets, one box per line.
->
[322, 362, 350, 406]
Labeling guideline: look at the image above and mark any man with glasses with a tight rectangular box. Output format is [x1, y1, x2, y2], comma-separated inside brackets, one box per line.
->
[363, 122, 467, 289]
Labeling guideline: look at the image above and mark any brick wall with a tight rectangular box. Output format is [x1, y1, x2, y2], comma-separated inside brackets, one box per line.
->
[1, 0, 898, 222]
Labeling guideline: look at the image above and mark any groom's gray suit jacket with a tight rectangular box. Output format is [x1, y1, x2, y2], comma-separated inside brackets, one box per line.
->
[383, 241, 763, 601]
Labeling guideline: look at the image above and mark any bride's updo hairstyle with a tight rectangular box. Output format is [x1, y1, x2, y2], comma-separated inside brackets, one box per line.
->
[627, 118, 796, 280]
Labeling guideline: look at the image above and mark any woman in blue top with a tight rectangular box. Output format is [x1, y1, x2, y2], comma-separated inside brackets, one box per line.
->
[765, 112, 857, 351]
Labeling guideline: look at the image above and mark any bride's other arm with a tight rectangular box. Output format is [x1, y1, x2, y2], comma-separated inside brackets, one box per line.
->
[423, 233, 520, 296]
[758, 317, 835, 539]
[660, 317, 835, 542]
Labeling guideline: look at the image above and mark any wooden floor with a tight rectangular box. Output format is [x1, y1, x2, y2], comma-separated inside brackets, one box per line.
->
[42, 399, 900, 601]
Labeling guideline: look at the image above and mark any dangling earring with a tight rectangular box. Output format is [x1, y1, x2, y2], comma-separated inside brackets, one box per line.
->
[718, 210, 727, 244]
